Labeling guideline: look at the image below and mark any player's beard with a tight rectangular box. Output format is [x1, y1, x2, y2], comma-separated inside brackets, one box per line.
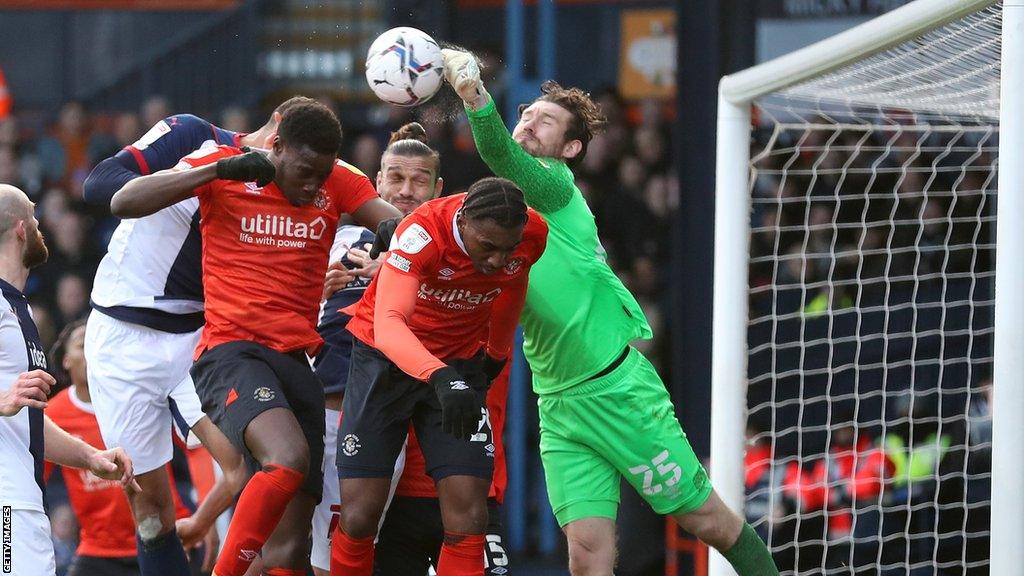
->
[22, 227, 48, 269]
[515, 134, 558, 159]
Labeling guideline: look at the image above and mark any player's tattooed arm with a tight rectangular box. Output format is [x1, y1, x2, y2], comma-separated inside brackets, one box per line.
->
[110, 162, 218, 218]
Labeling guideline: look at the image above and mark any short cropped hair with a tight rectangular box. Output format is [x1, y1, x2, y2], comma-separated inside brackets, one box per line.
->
[277, 101, 342, 156]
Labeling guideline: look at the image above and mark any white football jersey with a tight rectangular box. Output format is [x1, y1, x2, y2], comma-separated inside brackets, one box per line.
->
[0, 279, 48, 512]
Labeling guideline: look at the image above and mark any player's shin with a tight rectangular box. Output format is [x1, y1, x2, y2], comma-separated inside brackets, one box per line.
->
[136, 530, 192, 576]
[330, 525, 375, 576]
[722, 523, 779, 576]
[214, 464, 304, 576]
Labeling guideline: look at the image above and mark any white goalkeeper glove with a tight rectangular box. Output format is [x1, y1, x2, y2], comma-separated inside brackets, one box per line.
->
[442, 48, 488, 108]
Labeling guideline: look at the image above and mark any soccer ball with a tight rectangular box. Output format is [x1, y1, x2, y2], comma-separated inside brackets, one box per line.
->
[365, 27, 444, 107]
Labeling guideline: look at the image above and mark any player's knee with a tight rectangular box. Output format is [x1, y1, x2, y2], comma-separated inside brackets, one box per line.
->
[567, 536, 616, 576]
[446, 499, 488, 534]
[337, 505, 381, 540]
[676, 506, 742, 551]
[264, 444, 310, 477]
[136, 513, 172, 542]
[128, 489, 176, 532]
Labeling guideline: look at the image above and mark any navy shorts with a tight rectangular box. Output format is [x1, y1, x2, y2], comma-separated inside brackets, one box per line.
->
[337, 339, 493, 482]
[192, 340, 326, 498]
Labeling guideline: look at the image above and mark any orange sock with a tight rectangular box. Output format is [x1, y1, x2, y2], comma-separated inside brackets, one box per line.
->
[330, 526, 374, 576]
[436, 532, 485, 576]
[213, 464, 304, 576]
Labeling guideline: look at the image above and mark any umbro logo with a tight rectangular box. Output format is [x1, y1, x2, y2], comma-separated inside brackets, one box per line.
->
[238, 549, 259, 561]
[438, 267, 455, 280]
[243, 182, 263, 194]
[450, 380, 469, 391]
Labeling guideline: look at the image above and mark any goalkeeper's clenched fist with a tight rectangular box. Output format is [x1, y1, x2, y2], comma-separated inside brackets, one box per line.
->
[442, 48, 490, 110]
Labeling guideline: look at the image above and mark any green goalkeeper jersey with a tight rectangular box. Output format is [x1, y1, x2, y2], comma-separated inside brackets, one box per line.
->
[467, 100, 652, 394]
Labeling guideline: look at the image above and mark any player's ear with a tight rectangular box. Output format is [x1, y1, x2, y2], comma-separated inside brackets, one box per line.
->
[561, 139, 582, 163]
[433, 176, 444, 199]
[271, 134, 283, 154]
[13, 220, 25, 241]
[376, 170, 383, 190]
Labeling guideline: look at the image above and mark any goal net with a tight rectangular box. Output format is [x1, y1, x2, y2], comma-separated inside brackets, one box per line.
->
[718, 2, 1008, 574]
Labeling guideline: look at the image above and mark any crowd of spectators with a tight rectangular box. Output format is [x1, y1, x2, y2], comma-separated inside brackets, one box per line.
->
[743, 116, 996, 574]
[747, 123, 997, 318]
[0, 88, 677, 571]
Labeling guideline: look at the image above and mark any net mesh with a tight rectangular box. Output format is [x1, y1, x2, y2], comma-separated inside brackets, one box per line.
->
[743, 3, 1000, 574]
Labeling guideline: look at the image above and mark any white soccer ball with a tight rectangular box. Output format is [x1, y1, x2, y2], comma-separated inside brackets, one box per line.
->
[365, 27, 444, 107]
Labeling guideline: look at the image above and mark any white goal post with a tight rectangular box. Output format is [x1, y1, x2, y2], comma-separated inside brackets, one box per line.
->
[711, 1, 1023, 574]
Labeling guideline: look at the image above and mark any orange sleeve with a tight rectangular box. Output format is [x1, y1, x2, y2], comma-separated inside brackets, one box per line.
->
[373, 265, 447, 381]
[485, 274, 527, 360]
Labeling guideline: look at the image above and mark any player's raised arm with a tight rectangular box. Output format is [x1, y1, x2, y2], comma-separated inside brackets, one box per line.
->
[82, 154, 145, 206]
[84, 114, 243, 207]
[111, 147, 274, 218]
[442, 49, 582, 214]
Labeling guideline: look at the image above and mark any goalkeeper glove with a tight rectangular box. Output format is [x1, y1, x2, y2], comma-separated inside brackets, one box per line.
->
[441, 49, 486, 106]
[216, 148, 276, 186]
[429, 365, 484, 441]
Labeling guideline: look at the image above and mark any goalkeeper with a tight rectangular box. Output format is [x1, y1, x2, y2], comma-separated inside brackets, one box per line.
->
[442, 50, 778, 576]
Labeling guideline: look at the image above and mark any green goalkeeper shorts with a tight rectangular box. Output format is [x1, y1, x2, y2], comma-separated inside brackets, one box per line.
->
[538, 347, 712, 527]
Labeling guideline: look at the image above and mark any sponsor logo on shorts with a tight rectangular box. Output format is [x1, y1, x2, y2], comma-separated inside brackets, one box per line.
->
[3, 505, 10, 573]
[253, 387, 276, 402]
[450, 380, 469, 391]
[342, 434, 361, 456]
[238, 549, 259, 562]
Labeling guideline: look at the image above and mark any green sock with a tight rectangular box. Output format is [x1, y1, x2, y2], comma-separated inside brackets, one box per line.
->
[722, 523, 779, 576]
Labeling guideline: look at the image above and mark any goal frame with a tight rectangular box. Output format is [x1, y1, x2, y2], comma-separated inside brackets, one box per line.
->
[710, 1, 1024, 574]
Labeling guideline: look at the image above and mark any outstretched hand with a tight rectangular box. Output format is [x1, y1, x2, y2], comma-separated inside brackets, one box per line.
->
[442, 49, 488, 108]
[89, 447, 142, 493]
